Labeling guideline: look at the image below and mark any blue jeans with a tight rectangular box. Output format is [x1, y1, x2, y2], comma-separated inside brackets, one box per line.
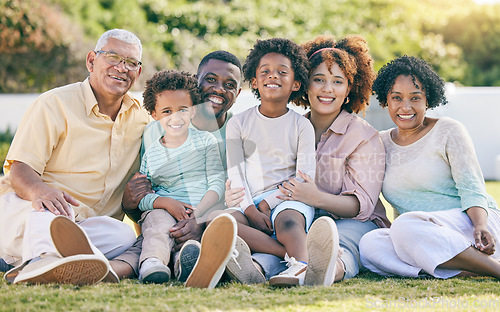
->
[252, 213, 378, 280]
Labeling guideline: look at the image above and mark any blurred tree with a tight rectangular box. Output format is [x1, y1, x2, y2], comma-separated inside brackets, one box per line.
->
[440, 5, 500, 86]
[1, 0, 498, 91]
[0, 0, 86, 92]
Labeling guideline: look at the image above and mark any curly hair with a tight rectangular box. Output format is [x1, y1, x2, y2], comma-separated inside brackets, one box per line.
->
[372, 55, 447, 109]
[243, 38, 309, 102]
[294, 35, 375, 114]
[142, 70, 201, 114]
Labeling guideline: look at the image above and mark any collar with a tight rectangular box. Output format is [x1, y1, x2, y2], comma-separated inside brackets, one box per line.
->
[327, 110, 354, 135]
[82, 78, 140, 117]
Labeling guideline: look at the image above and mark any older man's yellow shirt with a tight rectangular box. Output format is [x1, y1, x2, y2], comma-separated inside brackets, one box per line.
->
[1, 78, 150, 220]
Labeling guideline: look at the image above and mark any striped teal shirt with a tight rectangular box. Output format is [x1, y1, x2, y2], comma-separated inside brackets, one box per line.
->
[139, 127, 225, 211]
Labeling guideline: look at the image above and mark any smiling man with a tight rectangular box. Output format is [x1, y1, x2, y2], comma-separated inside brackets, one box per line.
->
[0, 29, 150, 285]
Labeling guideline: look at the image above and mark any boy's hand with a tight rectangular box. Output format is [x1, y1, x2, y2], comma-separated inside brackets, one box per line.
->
[153, 197, 193, 221]
[245, 204, 273, 235]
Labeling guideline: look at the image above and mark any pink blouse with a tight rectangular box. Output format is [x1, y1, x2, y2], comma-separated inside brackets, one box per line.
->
[310, 110, 390, 228]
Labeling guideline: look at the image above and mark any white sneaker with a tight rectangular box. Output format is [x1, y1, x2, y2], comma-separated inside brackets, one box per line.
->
[268, 254, 307, 287]
[185, 213, 237, 289]
[304, 216, 340, 286]
[225, 236, 266, 284]
[139, 258, 171, 284]
[13, 253, 108, 285]
[50, 216, 116, 283]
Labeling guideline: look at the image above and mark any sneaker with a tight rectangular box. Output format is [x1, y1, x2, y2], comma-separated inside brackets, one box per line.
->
[268, 254, 307, 287]
[0, 258, 13, 272]
[49, 216, 116, 283]
[185, 213, 237, 288]
[176, 240, 201, 283]
[12, 253, 108, 285]
[139, 258, 171, 284]
[225, 236, 265, 284]
[304, 216, 340, 286]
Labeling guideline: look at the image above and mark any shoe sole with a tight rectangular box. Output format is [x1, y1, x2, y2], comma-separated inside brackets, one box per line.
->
[304, 216, 339, 286]
[178, 243, 201, 283]
[50, 216, 117, 283]
[185, 214, 237, 288]
[225, 236, 266, 284]
[142, 271, 170, 284]
[14, 255, 108, 285]
[50, 216, 94, 256]
[268, 275, 301, 287]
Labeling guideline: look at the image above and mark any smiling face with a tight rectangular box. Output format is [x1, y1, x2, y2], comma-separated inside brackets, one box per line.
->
[197, 59, 241, 120]
[251, 52, 300, 106]
[87, 37, 142, 100]
[387, 75, 427, 131]
[308, 61, 350, 119]
[151, 90, 196, 146]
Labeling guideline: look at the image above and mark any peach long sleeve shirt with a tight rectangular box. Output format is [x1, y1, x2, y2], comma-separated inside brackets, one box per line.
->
[311, 110, 389, 228]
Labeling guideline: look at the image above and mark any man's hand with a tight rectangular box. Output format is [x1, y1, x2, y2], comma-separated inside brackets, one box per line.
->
[245, 204, 273, 235]
[10, 161, 79, 218]
[33, 184, 79, 218]
[122, 172, 153, 210]
[170, 218, 205, 252]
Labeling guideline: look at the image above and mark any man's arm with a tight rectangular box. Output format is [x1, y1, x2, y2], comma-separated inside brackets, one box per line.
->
[10, 161, 78, 218]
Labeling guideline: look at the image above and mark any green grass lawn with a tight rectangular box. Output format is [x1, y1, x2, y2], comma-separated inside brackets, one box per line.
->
[2, 182, 500, 312]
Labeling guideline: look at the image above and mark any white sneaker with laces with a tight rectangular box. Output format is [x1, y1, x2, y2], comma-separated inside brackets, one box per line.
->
[139, 257, 171, 284]
[304, 216, 340, 286]
[225, 236, 266, 284]
[268, 254, 307, 287]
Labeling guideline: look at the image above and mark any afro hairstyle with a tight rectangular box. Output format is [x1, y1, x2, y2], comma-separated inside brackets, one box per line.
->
[372, 55, 447, 109]
[242, 37, 309, 102]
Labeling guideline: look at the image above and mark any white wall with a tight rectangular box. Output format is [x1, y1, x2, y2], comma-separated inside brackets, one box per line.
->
[1, 86, 499, 179]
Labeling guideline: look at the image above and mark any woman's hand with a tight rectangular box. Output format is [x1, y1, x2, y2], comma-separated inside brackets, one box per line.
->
[277, 170, 318, 205]
[473, 224, 496, 255]
[467, 207, 495, 255]
[225, 179, 245, 208]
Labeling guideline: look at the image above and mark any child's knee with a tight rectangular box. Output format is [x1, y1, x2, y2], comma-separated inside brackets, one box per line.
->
[274, 209, 305, 232]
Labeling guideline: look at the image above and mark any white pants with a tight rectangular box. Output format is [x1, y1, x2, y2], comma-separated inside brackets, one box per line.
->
[359, 208, 500, 279]
[0, 192, 136, 266]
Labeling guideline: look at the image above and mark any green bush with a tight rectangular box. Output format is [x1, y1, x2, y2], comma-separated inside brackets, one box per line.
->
[0, 128, 14, 174]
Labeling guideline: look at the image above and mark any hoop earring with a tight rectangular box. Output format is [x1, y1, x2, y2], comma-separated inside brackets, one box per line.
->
[302, 94, 308, 101]
[344, 96, 350, 104]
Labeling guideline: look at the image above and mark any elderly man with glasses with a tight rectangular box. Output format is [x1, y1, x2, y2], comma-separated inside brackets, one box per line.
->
[0, 29, 150, 285]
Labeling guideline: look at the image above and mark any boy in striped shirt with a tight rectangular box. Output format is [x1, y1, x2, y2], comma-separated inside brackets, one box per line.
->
[138, 70, 225, 283]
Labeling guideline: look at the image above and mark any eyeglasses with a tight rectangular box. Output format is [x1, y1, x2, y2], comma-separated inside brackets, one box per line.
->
[95, 50, 142, 71]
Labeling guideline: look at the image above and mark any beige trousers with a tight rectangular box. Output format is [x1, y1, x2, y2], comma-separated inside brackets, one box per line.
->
[0, 192, 136, 267]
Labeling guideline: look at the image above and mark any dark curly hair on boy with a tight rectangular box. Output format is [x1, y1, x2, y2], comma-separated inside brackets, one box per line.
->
[243, 38, 309, 102]
[372, 55, 447, 109]
[142, 70, 201, 114]
[295, 35, 375, 114]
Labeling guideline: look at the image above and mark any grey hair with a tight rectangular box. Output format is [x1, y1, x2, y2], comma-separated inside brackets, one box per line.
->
[94, 29, 142, 60]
